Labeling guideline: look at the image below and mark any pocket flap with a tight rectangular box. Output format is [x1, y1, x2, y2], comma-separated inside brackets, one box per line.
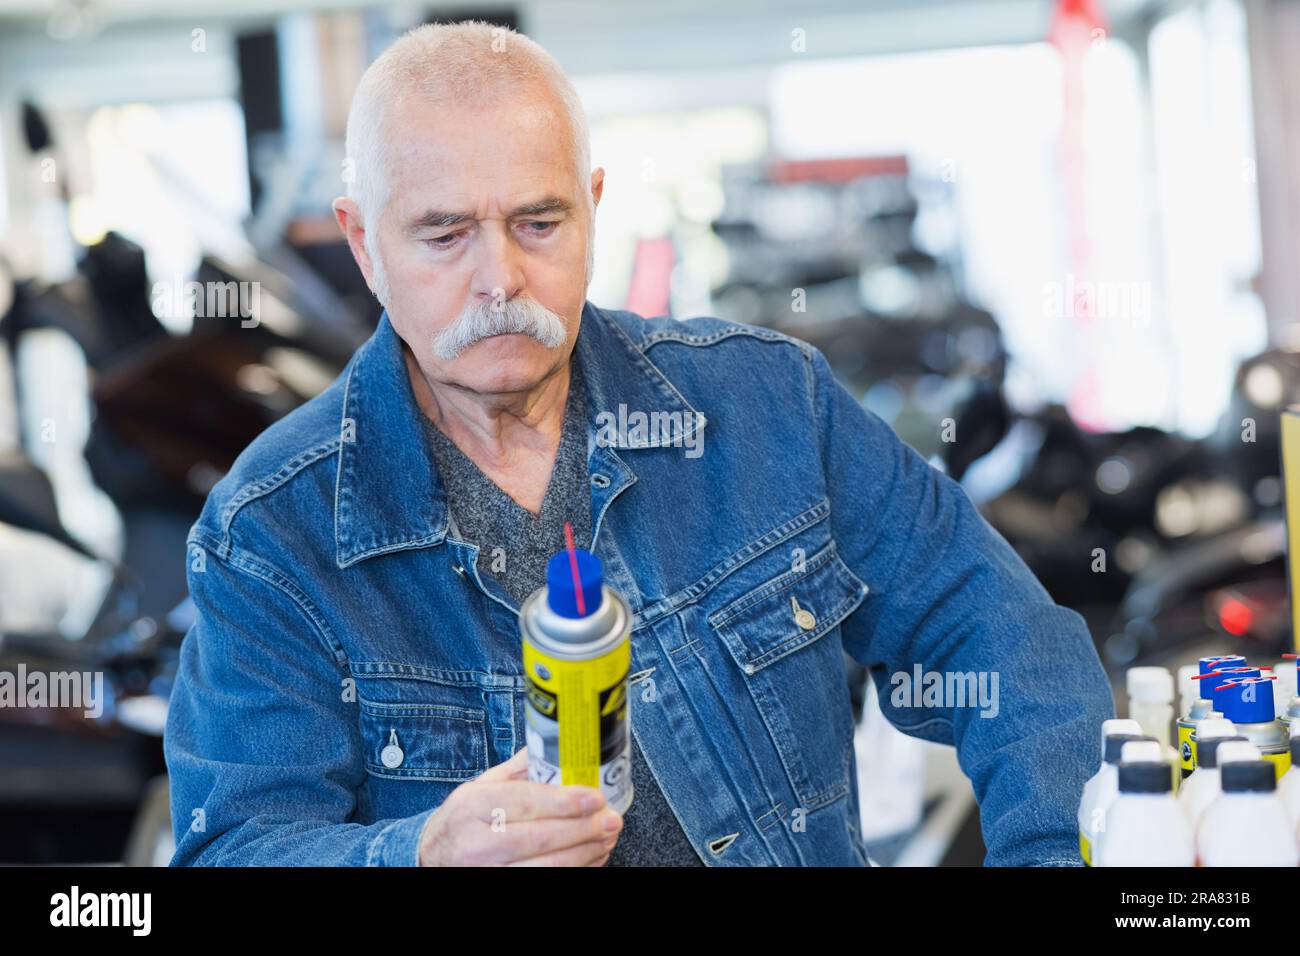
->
[358, 698, 489, 781]
[708, 543, 868, 674]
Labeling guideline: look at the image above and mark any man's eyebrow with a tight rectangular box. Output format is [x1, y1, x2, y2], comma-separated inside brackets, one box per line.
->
[408, 209, 473, 230]
[406, 197, 573, 232]
[509, 196, 573, 218]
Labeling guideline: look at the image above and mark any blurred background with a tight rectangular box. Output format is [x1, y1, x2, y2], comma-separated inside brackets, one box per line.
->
[2, 0, 1299, 866]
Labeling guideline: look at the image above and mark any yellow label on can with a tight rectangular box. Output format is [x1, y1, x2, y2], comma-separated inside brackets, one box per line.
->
[1178, 724, 1195, 775]
[1079, 831, 1091, 866]
[522, 635, 630, 791]
[1263, 749, 1292, 783]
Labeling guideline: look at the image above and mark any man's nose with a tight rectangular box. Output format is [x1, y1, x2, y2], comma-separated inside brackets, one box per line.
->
[469, 222, 525, 303]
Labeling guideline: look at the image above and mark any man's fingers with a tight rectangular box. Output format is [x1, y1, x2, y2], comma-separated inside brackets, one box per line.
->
[477, 746, 531, 782]
[507, 827, 620, 867]
[490, 807, 621, 861]
[471, 779, 605, 824]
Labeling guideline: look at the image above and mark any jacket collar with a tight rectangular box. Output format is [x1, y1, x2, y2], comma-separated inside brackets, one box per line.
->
[333, 299, 704, 568]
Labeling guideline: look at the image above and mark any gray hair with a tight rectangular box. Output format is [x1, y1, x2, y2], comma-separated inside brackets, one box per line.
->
[343, 19, 593, 305]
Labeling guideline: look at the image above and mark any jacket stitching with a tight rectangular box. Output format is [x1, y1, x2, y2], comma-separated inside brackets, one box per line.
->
[218, 438, 342, 546]
[640, 323, 814, 356]
[635, 498, 831, 626]
[219, 545, 349, 670]
[600, 309, 706, 431]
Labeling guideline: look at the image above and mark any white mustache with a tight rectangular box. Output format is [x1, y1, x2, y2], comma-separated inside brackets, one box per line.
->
[431, 297, 568, 360]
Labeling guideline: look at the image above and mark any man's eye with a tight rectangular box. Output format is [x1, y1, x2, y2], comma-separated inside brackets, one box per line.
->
[522, 221, 558, 236]
[425, 233, 462, 248]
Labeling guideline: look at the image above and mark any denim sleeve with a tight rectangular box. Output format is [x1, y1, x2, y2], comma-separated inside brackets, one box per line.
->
[163, 538, 432, 866]
[805, 345, 1115, 866]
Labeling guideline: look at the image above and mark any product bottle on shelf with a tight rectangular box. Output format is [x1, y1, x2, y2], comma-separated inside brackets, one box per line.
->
[1077, 720, 1146, 866]
[1177, 664, 1200, 724]
[1092, 738, 1168, 866]
[1214, 675, 1291, 780]
[1127, 667, 1175, 755]
[1279, 733, 1300, 832]
[1094, 757, 1194, 867]
[1197, 759, 1300, 867]
[1176, 697, 1223, 780]
[1178, 730, 1250, 830]
[1274, 658, 1297, 726]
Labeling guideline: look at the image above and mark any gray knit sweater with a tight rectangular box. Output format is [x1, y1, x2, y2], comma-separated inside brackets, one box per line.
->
[423, 358, 705, 866]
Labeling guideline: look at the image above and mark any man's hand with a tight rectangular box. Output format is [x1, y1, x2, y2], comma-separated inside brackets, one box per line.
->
[417, 747, 624, 866]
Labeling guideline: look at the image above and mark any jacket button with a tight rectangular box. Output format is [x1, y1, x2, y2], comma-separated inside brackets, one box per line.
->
[452, 564, 466, 577]
[381, 729, 404, 768]
[791, 595, 816, 630]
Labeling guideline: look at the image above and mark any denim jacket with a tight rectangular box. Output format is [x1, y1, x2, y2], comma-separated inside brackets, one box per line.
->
[163, 299, 1114, 866]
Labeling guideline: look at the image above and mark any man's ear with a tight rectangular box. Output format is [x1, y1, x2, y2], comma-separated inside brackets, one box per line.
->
[332, 196, 376, 289]
[589, 167, 605, 211]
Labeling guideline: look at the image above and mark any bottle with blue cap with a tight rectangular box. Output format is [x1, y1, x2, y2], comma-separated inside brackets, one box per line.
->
[1174, 656, 1242, 779]
[1194, 664, 1260, 713]
[1212, 673, 1291, 782]
[519, 527, 634, 814]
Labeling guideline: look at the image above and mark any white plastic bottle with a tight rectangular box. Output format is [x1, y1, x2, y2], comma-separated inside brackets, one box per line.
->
[1279, 734, 1300, 832]
[1094, 757, 1194, 867]
[1092, 739, 1166, 864]
[1178, 726, 1249, 830]
[1274, 659, 1297, 723]
[1197, 758, 1300, 867]
[1077, 720, 1146, 866]
[1128, 666, 1176, 763]
[1178, 664, 1200, 724]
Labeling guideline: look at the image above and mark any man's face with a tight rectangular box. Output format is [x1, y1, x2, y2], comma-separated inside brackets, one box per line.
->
[341, 88, 601, 397]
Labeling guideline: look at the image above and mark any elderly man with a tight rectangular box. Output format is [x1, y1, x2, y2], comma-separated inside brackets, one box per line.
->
[164, 20, 1113, 867]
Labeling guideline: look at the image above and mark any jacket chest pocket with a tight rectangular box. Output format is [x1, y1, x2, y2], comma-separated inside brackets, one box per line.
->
[708, 541, 869, 810]
[358, 698, 489, 781]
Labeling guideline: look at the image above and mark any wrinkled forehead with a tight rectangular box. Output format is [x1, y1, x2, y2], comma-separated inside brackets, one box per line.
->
[381, 88, 584, 208]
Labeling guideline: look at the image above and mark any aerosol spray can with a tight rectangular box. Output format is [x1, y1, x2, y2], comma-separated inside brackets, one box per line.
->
[1213, 675, 1291, 781]
[1196, 666, 1261, 713]
[520, 534, 634, 813]
[1176, 698, 1222, 780]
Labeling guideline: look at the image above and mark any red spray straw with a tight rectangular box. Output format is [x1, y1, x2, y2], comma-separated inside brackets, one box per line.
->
[1193, 667, 1266, 681]
[563, 520, 585, 616]
[1213, 675, 1277, 692]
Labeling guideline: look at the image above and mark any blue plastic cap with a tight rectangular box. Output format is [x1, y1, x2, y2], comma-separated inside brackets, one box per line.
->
[1199, 655, 1246, 676]
[546, 548, 603, 618]
[1216, 677, 1275, 724]
[1210, 667, 1260, 712]
[1206, 665, 1258, 712]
